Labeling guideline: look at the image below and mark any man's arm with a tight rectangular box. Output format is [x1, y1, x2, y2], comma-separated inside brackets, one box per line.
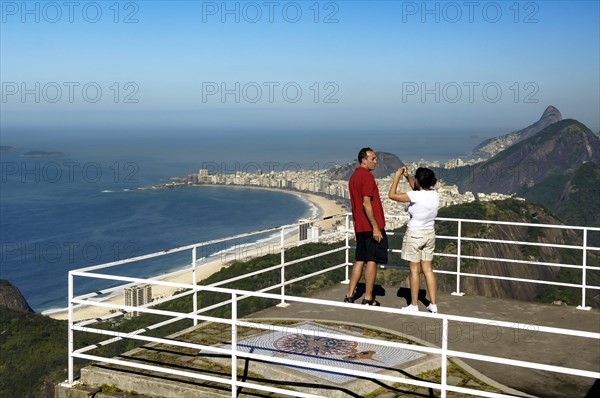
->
[362, 195, 382, 242]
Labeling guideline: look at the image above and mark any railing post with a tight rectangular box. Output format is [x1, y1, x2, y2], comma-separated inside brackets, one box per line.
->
[452, 220, 465, 296]
[231, 293, 238, 398]
[192, 246, 198, 325]
[577, 228, 591, 310]
[441, 316, 448, 398]
[276, 226, 290, 307]
[342, 213, 350, 284]
[68, 271, 74, 384]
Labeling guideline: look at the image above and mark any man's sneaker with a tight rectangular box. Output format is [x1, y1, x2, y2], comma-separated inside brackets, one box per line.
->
[402, 304, 419, 312]
[427, 304, 438, 313]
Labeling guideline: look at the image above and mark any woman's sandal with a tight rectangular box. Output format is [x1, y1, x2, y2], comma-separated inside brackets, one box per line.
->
[343, 296, 355, 303]
[361, 298, 380, 306]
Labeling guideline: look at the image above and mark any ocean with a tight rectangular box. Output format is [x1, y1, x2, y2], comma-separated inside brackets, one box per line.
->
[0, 131, 480, 312]
[0, 150, 316, 312]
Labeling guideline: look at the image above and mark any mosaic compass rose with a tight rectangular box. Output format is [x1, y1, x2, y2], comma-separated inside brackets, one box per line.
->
[273, 333, 358, 356]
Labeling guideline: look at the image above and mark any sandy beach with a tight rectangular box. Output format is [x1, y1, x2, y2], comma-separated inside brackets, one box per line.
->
[49, 191, 347, 322]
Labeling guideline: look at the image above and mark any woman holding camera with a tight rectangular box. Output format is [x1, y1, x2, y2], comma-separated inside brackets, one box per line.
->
[388, 167, 439, 313]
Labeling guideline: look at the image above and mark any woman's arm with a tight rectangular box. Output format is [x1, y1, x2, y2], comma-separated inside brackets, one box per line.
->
[405, 169, 416, 190]
[388, 168, 411, 202]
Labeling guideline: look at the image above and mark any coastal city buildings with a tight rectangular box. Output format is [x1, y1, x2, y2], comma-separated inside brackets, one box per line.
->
[149, 164, 518, 235]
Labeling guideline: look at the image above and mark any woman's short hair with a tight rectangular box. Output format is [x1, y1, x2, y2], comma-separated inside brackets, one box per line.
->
[415, 167, 437, 189]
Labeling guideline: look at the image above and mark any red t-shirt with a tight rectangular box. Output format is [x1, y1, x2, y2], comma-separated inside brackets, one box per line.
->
[348, 167, 386, 233]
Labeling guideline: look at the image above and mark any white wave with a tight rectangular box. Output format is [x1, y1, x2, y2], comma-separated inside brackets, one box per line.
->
[41, 289, 122, 316]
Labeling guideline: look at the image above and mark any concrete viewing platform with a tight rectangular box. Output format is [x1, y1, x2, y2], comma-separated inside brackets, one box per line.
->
[249, 284, 600, 398]
[61, 285, 599, 398]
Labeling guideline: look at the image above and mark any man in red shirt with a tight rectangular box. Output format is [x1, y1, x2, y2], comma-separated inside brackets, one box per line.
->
[344, 148, 388, 306]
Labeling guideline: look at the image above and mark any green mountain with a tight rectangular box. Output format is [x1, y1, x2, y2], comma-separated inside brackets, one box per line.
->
[449, 119, 600, 228]
[0, 306, 69, 397]
[430, 199, 599, 307]
[520, 161, 600, 229]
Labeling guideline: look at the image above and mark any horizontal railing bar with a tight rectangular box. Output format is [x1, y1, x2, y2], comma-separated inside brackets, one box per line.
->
[209, 261, 284, 287]
[436, 235, 459, 240]
[384, 251, 595, 272]
[70, 277, 600, 340]
[74, 288, 196, 328]
[72, 353, 227, 384]
[283, 262, 351, 286]
[73, 215, 348, 273]
[75, 307, 210, 350]
[458, 272, 586, 288]
[209, 245, 347, 288]
[446, 349, 600, 379]
[459, 255, 586, 270]
[72, 352, 321, 398]
[434, 217, 600, 232]
[277, 246, 348, 267]
[71, 298, 232, 326]
[73, 326, 231, 355]
[460, 237, 586, 250]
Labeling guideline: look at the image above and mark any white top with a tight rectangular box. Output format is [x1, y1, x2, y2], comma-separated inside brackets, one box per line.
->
[406, 190, 439, 229]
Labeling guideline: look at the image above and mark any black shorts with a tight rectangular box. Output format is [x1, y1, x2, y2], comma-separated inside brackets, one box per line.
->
[355, 229, 388, 264]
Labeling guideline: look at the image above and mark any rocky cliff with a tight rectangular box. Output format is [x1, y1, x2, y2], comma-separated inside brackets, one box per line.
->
[0, 279, 33, 313]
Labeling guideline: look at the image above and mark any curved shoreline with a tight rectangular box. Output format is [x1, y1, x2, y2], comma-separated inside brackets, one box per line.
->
[47, 188, 346, 321]
[184, 184, 347, 226]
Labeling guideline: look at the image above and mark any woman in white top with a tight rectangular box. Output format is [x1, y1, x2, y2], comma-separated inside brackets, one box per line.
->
[388, 167, 439, 313]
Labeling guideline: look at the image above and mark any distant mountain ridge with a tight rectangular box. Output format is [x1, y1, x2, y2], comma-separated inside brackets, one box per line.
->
[455, 119, 600, 195]
[326, 151, 405, 180]
[472, 105, 562, 159]
[447, 117, 600, 228]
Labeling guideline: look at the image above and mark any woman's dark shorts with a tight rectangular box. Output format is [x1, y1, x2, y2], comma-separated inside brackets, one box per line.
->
[355, 229, 388, 264]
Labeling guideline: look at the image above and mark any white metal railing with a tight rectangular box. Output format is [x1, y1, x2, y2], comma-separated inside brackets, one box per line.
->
[433, 217, 600, 310]
[64, 214, 600, 398]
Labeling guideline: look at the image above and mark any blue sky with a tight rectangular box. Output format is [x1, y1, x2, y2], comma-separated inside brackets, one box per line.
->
[1, 0, 599, 141]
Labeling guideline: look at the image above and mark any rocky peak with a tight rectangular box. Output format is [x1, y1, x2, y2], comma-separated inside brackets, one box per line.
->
[521, 105, 563, 140]
[540, 105, 562, 122]
[472, 105, 563, 158]
[0, 279, 33, 313]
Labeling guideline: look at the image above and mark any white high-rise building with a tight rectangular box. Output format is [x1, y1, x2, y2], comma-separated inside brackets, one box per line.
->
[125, 284, 152, 318]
